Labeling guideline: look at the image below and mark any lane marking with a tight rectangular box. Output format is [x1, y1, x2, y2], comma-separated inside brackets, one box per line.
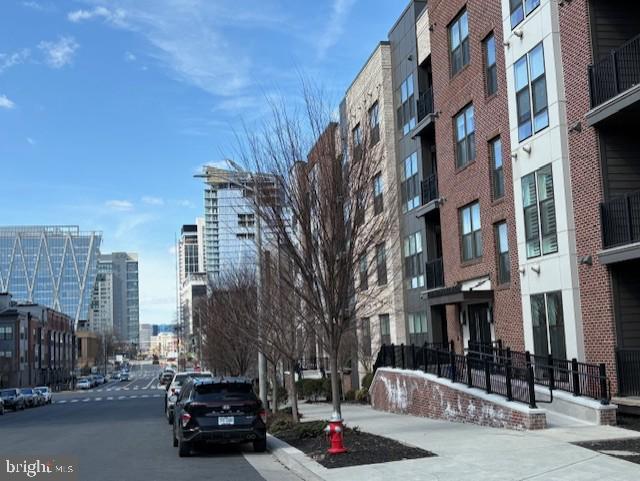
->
[95, 397, 102, 401]
[144, 378, 155, 389]
[56, 400, 67, 404]
[70, 399, 78, 403]
[82, 398, 90, 403]
[107, 396, 114, 401]
[118, 396, 126, 400]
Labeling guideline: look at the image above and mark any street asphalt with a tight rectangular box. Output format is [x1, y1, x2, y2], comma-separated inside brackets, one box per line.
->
[0, 364, 302, 481]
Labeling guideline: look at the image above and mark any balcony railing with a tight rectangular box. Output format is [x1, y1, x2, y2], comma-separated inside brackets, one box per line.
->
[589, 32, 640, 108]
[601, 191, 640, 248]
[417, 88, 434, 122]
[425, 257, 444, 290]
[421, 173, 438, 205]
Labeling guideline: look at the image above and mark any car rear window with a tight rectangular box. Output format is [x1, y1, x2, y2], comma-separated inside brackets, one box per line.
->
[1, 390, 15, 396]
[21, 389, 33, 394]
[172, 374, 191, 386]
[194, 383, 256, 402]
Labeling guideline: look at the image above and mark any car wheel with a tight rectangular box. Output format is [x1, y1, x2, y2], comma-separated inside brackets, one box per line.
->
[20, 403, 25, 411]
[253, 439, 267, 453]
[178, 439, 191, 457]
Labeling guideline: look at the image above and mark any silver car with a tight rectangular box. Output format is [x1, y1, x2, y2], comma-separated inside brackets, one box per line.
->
[34, 386, 52, 404]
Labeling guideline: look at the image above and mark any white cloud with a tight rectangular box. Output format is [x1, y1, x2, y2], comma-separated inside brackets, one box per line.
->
[124, 51, 136, 62]
[142, 196, 164, 206]
[105, 199, 134, 211]
[38, 36, 79, 69]
[316, 0, 357, 60]
[0, 49, 31, 74]
[0, 95, 15, 109]
[176, 200, 196, 209]
[67, 6, 127, 26]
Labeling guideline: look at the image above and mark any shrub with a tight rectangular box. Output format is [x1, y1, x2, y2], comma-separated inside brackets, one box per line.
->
[295, 420, 326, 439]
[344, 389, 356, 402]
[361, 371, 374, 390]
[355, 388, 369, 404]
[277, 385, 288, 405]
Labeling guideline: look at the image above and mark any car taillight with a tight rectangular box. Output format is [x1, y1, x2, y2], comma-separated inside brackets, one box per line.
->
[180, 412, 192, 428]
[259, 409, 267, 424]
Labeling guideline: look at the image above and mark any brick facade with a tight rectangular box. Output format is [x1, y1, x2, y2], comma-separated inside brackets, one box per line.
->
[557, 0, 618, 391]
[370, 367, 546, 430]
[428, 0, 524, 351]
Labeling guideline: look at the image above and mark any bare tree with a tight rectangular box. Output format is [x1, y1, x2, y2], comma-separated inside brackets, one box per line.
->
[233, 82, 397, 418]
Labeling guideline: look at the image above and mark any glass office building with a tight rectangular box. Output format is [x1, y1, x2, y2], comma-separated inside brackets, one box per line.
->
[0, 225, 102, 324]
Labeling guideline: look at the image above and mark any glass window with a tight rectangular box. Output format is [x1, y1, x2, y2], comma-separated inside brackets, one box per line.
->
[522, 164, 557, 258]
[376, 243, 387, 286]
[450, 10, 470, 76]
[380, 314, 391, 345]
[511, 0, 540, 29]
[455, 105, 475, 168]
[369, 102, 380, 145]
[359, 254, 368, 291]
[397, 75, 416, 136]
[490, 137, 504, 199]
[460, 202, 482, 261]
[360, 318, 372, 357]
[403, 232, 425, 289]
[373, 173, 383, 215]
[485, 33, 497, 96]
[495, 222, 510, 285]
[515, 43, 548, 142]
[401, 153, 420, 212]
[353, 123, 362, 147]
[531, 291, 566, 359]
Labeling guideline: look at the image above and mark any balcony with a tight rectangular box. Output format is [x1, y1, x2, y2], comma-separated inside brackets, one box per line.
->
[421, 173, 438, 205]
[600, 192, 640, 263]
[413, 88, 435, 137]
[425, 257, 444, 290]
[587, 33, 640, 125]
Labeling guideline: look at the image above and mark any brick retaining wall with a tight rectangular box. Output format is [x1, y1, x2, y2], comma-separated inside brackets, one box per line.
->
[370, 368, 546, 430]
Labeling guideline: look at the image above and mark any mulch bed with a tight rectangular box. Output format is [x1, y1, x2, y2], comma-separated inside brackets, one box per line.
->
[276, 427, 436, 469]
[616, 413, 640, 432]
[574, 437, 640, 465]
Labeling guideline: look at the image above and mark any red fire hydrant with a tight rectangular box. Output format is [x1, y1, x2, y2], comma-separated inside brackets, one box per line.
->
[324, 412, 347, 455]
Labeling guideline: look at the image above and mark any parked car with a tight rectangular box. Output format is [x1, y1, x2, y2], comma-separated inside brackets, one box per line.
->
[33, 390, 46, 406]
[160, 371, 174, 386]
[20, 388, 37, 407]
[120, 371, 130, 382]
[34, 386, 52, 404]
[172, 377, 267, 457]
[166, 372, 214, 424]
[94, 375, 105, 385]
[77, 378, 91, 390]
[0, 389, 25, 411]
[0, 398, 4, 415]
[111, 372, 121, 380]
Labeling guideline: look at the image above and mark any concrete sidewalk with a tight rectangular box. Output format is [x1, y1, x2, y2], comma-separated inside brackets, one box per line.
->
[270, 403, 640, 481]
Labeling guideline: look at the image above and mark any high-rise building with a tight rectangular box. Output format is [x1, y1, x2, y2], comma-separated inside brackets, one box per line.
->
[0, 225, 102, 325]
[139, 323, 153, 353]
[177, 220, 207, 340]
[88, 260, 113, 333]
[199, 167, 260, 280]
[95, 252, 139, 345]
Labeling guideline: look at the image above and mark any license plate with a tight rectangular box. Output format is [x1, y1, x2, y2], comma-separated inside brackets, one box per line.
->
[218, 416, 235, 425]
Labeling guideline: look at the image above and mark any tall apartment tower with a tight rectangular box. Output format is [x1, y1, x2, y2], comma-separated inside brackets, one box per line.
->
[0, 225, 102, 325]
[177, 220, 207, 339]
[89, 260, 114, 333]
[97, 252, 140, 345]
[199, 166, 260, 281]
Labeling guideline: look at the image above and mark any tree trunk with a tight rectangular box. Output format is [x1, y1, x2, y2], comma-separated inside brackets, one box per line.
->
[271, 361, 278, 414]
[329, 349, 342, 419]
[289, 365, 299, 423]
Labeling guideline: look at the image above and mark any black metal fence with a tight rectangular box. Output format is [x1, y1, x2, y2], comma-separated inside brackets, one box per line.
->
[601, 191, 640, 248]
[465, 343, 610, 404]
[589, 32, 640, 107]
[617, 348, 640, 396]
[417, 88, 434, 122]
[374, 341, 611, 407]
[374, 343, 537, 408]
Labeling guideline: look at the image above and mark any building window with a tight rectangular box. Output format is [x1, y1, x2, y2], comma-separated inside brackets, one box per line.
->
[0, 326, 13, 340]
[369, 102, 380, 145]
[236, 233, 255, 240]
[450, 9, 469, 76]
[490, 137, 504, 200]
[484, 33, 497, 96]
[495, 222, 511, 285]
[522, 164, 557, 258]
[237, 213, 255, 228]
[376, 243, 387, 286]
[360, 318, 372, 357]
[352, 123, 362, 159]
[460, 202, 482, 261]
[515, 43, 548, 142]
[380, 314, 391, 345]
[455, 104, 475, 168]
[401, 152, 420, 212]
[359, 254, 368, 291]
[531, 291, 566, 360]
[404, 232, 425, 289]
[397, 74, 416, 136]
[408, 312, 428, 345]
[510, 0, 540, 29]
[373, 172, 383, 215]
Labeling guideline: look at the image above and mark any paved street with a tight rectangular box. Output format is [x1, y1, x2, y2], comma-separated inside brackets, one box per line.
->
[0, 365, 301, 481]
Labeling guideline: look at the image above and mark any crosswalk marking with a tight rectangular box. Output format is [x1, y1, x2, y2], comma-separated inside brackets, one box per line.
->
[53, 394, 161, 405]
[107, 396, 114, 400]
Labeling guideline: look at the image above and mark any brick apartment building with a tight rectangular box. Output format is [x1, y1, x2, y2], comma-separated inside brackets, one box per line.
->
[0, 293, 76, 389]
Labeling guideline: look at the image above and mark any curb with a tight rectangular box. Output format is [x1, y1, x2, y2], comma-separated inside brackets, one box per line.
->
[267, 435, 328, 481]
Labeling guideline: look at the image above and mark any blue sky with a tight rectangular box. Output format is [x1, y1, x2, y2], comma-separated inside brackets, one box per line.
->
[0, 0, 405, 325]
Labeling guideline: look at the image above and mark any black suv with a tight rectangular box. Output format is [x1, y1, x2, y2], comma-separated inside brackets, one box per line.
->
[172, 377, 266, 457]
[0, 388, 26, 411]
